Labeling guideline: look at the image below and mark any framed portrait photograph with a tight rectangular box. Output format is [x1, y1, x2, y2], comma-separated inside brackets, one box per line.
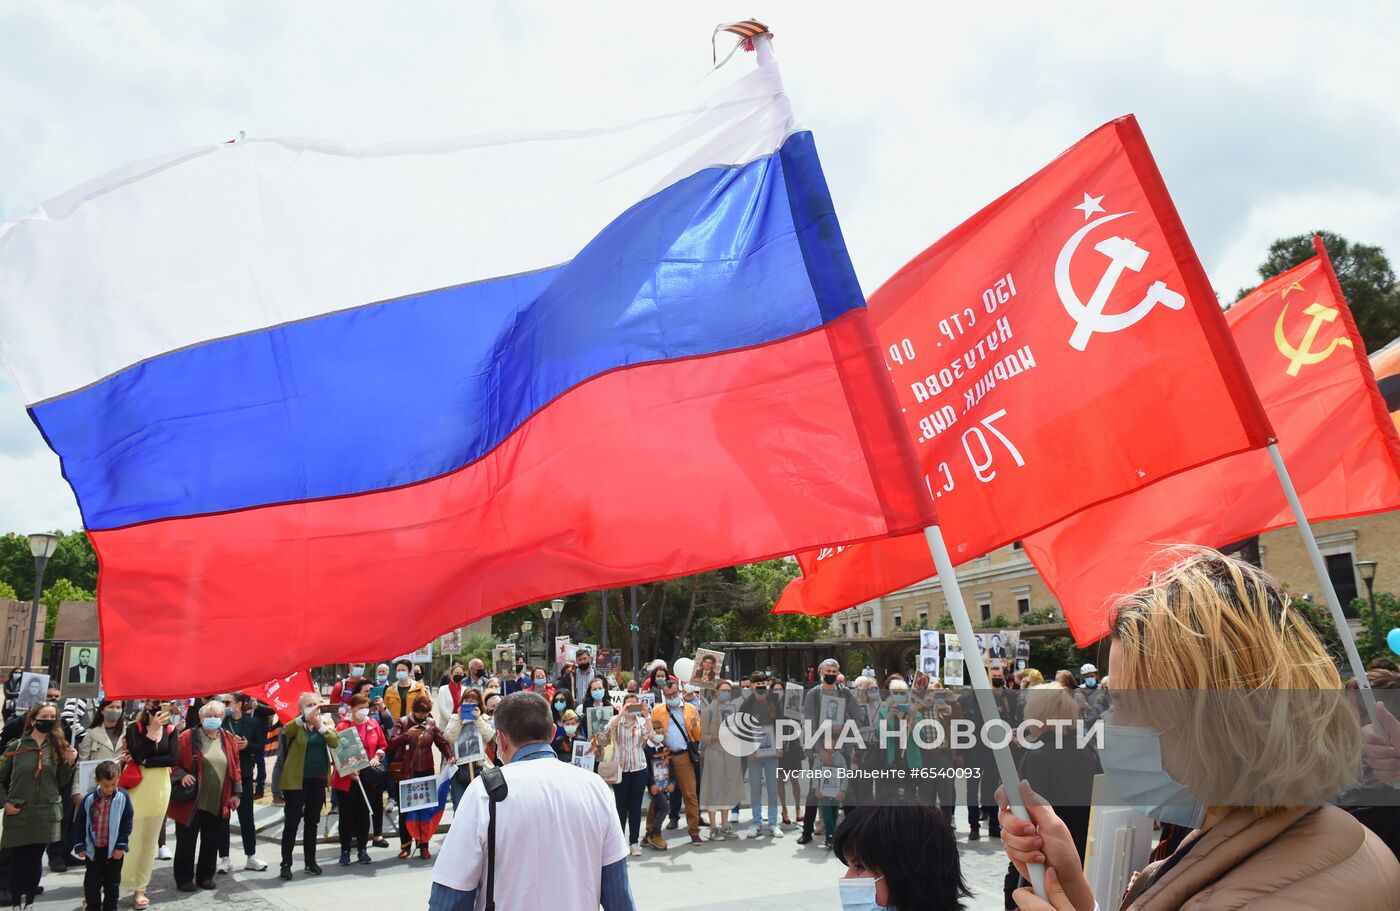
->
[783, 682, 804, 720]
[919, 648, 940, 679]
[586, 705, 613, 742]
[456, 722, 486, 764]
[492, 644, 516, 674]
[62, 641, 100, 698]
[77, 759, 101, 797]
[689, 648, 725, 688]
[752, 726, 778, 760]
[331, 727, 371, 776]
[638, 691, 656, 710]
[15, 672, 48, 711]
[819, 693, 845, 728]
[570, 738, 596, 773]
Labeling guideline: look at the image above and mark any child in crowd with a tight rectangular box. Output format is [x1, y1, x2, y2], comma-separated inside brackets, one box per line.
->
[72, 760, 134, 911]
[643, 719, 676, 851]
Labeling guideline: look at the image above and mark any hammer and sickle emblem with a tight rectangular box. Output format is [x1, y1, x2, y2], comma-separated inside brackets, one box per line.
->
[1055, 211, 1186, 351]
[1274, 302, 1353, 376]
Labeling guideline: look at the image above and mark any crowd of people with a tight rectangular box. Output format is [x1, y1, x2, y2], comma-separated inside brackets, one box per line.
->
[4, 550, 1400, 909]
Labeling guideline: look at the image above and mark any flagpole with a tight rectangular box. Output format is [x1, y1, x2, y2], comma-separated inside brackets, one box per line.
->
[757, 24, 1033, 897]
[1267, 444, 1381, 727]
[924, 525, 1046, 898]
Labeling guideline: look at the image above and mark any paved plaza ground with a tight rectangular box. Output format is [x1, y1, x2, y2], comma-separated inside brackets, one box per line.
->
[32, 792, 1014, 910]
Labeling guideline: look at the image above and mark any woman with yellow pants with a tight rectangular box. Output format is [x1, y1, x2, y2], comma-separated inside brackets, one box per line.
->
[121, 701, 178, 910]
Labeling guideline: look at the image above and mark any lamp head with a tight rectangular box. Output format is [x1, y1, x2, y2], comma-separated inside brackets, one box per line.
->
[1359, 560, 1378, 585]
[27, 533, 59, 560]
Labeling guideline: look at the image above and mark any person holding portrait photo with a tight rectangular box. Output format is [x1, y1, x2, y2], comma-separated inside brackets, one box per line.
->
[386, 695, 453, 861]
[332, 694, 388, 867]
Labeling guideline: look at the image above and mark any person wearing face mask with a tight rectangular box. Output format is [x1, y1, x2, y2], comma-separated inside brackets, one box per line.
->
[462, 658, 488, 691]
[739, 672, 784, 839]
[560, 649, 597, 706]
[1002, 549, 1400, 911]
[447, 688, 494, 809]
[387, 695, 454, 859]
[1075, 663, 1109, 722]
[480, 692, 503, 765]
[383, 660, 429, 724]
[0, 703, 77, 910]
[832, 805, 971, 911]
[332, 694, 388, 866]
[640, 661, 677, 693]
[329, 662, 370, 708]
[648, 680, 703, 845]
[277, 694, 340, 881]
[515, 665, 545, 701]
[552, 709, 581, 760]
[218, 693, 269, 873]
[605, 694, 650, 856]
[580, 678, 611, 738]
[121, 701, 177, 910]
[168, 700, 241, 892]
[797, 659, 860, 846]
[428, 663, 467, 755]
[698, 680, 743, 840]
[78, 700, 126, 764]
[433, 663, 469, 752]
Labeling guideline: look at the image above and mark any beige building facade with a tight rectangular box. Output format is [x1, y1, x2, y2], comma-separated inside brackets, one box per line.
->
[832, 509, 1400, 636]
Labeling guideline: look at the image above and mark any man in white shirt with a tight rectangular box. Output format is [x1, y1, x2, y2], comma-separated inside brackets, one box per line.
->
[429, 691, 634, 911]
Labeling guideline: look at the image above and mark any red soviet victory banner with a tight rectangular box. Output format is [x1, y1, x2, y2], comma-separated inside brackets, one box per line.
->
[775, 115, 1272, 617]
[247, 670, 315, 723]
[1024, 240, 1400, 644]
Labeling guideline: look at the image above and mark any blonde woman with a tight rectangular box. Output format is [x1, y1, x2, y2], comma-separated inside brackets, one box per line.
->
[1002, 549, 1400, 911]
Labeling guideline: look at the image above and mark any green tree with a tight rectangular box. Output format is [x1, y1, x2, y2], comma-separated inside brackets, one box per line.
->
[1296, 593, 1400, 670]
[0, 531, 98, 597]
[1241, 231, 1400, 352]
[0, 580, 15, 601]
[459, 632, 498, 666]
[39, 577, 94, 643]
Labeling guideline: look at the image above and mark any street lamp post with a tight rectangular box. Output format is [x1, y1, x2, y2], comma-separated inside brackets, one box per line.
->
[1359, 560, 1380, 654]
[630, 586, 640, 681]
[541, 605, 555, 667]
[521, 620, 534, 666]
[25, 533, 59, 672]
[550, 599, 565, 665]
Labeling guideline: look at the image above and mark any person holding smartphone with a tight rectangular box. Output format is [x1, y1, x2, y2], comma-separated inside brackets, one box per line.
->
[277, 694, 340, 881]
[120, 701, 177, 911]
[606, 695, 651, 855]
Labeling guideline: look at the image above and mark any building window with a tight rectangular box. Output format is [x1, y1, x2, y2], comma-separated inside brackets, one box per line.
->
[979, 600, 992, 623]
[840, 623, 847, 637]
[893, 615, 902, 629]
[865, 620, 873, 636]
[918, 611, 928, 627]
[1325, 552, 1360, 617]
[1017, 597, 1030, 616]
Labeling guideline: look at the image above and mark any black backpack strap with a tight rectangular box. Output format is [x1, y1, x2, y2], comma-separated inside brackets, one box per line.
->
[480, 766, 508, 911]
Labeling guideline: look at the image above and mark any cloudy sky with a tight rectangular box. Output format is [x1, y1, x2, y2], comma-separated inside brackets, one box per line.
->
[2, 1, 1398, 533]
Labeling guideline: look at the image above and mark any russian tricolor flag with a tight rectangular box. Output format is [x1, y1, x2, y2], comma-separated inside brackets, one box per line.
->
[0, 55, 931, 697]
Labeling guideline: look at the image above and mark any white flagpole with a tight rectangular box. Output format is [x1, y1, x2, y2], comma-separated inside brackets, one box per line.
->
[1267, 444, 1381, 727]
[925, 525, 1047, 898]
[754, 23, 1045, 896]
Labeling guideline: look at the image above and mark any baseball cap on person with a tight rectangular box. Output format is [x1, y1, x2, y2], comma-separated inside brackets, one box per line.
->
[1080, 663, 1098, 676]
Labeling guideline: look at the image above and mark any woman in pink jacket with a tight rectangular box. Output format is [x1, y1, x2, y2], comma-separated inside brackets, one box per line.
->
[332, 693, 389, 867]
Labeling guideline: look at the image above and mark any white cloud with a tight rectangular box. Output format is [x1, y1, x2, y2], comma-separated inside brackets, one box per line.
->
[2, 1, 1399, 531]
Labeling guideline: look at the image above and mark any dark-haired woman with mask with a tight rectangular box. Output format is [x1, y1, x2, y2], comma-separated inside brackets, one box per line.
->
[832, 805, 970, 911]
[0, 703, 76, 910]
[121, 701, 177, 910]
[386, 695, 453, 860]
[78, 700, 126, 764]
